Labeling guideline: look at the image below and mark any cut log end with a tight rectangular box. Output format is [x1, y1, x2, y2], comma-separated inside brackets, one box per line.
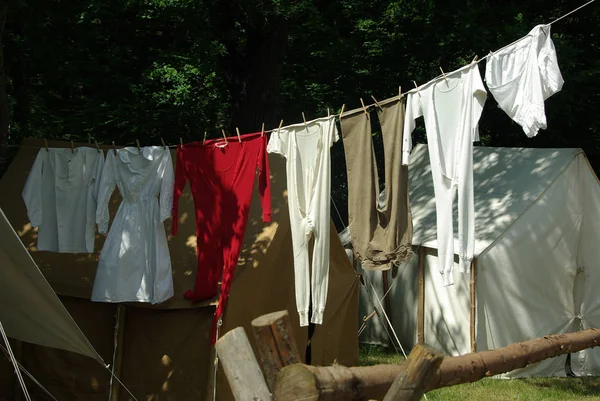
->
[275, 364, 319, 401]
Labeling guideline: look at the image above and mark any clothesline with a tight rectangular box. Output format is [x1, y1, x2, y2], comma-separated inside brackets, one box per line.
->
[0, 0, 594, 151]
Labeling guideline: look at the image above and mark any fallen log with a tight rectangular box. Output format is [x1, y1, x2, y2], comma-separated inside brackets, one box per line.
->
[274, 328, 600, 401]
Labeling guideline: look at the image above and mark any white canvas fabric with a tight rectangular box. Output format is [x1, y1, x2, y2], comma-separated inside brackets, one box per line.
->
[356, 144, 600, 377]
[0, 207, 103, 363]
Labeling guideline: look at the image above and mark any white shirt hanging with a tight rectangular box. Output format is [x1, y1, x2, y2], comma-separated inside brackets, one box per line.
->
[92, 146, 174, 304]
[485, 24, 564, 137]
[404, 63, 487, 286]
[22, 147, 105, 253]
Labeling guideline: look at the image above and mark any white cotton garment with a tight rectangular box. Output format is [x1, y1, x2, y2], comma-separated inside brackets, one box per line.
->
[404, 63, 487, 286]
[92, 146, 174, 304]
[267, 116, 338, 326]
[485, 24, 564, 138]
[22, 147, 105, 253]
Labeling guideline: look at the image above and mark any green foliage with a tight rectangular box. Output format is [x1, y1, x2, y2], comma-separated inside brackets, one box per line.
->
[4, 0, 600, 226]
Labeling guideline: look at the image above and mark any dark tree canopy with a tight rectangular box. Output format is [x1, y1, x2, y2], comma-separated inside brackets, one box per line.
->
[1, 0, 599, 226]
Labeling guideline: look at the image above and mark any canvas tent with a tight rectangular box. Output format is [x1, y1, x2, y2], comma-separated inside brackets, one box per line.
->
[0, 138, 359, 400]
[355, 143, 600, 377]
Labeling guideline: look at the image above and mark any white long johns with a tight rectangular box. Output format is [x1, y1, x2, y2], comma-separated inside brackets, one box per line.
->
[267, 116, 338, 326]
[404, 63, 487, 286]
[485, 24, 564, 138]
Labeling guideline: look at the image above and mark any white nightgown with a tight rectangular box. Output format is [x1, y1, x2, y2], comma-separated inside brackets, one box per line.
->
[92, 146, 174, 304]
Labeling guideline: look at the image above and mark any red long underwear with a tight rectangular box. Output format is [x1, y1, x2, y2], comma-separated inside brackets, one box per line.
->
[172, 132, 271, 343]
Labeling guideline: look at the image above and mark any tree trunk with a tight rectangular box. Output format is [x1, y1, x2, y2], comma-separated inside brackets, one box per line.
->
[274, 328, 600, 401]
[211, 2, 288, 134]
[0, 0, 9, 167]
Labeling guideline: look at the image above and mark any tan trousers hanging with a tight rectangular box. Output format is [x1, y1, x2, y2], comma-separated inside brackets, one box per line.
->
[340, 99, 413, 271]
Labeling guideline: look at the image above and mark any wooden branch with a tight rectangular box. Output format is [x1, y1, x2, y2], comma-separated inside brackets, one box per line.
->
[251, 310, 301, 391]
[382, 344, 443, 401]
[417, 247, 425, 344]
[215, 327, 271, 401]
[274, 328, 600, 401]
[470, 259, 478, 353]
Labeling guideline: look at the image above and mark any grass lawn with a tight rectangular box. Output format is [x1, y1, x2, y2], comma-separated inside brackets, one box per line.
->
[359, 344, 600, 400]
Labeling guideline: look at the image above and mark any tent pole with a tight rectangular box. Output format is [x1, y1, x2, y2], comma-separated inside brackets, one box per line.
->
[470, 259, 478, 353]
[417, 247, 425, 344]
[110, 305, 127, 401]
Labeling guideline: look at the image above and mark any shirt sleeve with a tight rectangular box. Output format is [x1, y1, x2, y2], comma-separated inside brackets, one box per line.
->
[159, 149, 175, 223]
[96, 151, 117, 235]
[266, 126, 289, 158]
[22, 150, 45, 227]
[471, 65, 488, 142]
[171, 144, 187, 235]
[258, 135, 272, 223]
[538, 25, 564, 101]
[402, 93, 423, 165]
[330, 117, 340, 147]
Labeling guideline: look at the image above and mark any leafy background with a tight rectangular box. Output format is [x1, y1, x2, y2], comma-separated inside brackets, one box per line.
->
[1, 0, 599, 227]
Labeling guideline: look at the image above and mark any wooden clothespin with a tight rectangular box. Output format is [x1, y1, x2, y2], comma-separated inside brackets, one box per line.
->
[136, 139, 141, 153]
[472, 55, 479, 63]
[112, 141, 117, 155]
[71, 140, 75, 153]
[94, 140, 101, 153]
[278, 120, 284, 134]
[180, 137, 183, 148]
[439, 66, 449, 85]
[261, 123, 265, 137]
[370, 95, 383, 110]
[399, 86, 402, 98]
[44, 138, 49, 152]
[359, 98, 369, 120]
[235, 127, 242, 143]
[302, 112, 308, 126]
[413, 80, 418, 89]
[221, 129, 228, 143]
[339, 104, 345, 119]
[327, 108, 331, 117]
[203, 131, 207, 145]
[160, 137, 166, 149]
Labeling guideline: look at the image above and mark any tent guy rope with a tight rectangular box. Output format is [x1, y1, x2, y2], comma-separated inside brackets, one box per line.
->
[0, 343, 59, 401]
[0, 321, 32, 401]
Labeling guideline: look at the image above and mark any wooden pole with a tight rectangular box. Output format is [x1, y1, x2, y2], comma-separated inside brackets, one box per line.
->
[251, 310, 301, 391]
[382, 344, 443, 401]
[274, 328, 600, 401]
[215, 327, 271, 401]
[109, 305, 126, 401]
[470, 259, 478, 353]
[417, 247, 425, 344]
